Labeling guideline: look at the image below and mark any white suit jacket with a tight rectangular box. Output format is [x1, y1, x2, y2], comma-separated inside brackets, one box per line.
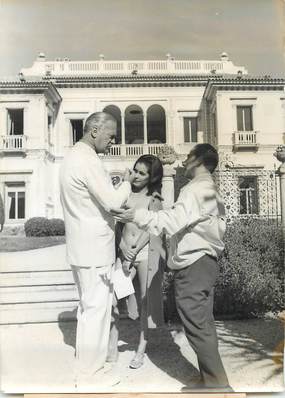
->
[59, 142, 131, 267]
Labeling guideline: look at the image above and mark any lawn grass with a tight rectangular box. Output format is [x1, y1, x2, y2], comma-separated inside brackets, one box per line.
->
[0, 236, 66, 252]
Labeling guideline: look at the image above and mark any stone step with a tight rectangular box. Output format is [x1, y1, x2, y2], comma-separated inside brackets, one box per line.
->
[0, 244, 68, 273]
[0, 285, 79, 304]
[0, 262, 69, 273]
[0, 301, 78, 324]
[0, 270, 74, 287]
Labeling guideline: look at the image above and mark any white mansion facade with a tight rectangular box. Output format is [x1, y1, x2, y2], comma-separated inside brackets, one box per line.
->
[0, 53, 284, 225]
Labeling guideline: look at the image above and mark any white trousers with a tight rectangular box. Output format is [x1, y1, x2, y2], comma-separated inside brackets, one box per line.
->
[71, 264, 114, 377]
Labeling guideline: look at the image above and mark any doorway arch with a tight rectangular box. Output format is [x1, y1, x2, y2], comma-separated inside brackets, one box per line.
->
[147, 104, 166, 143]
[125, 105, 144, 144]
[103, 105, 122, 143]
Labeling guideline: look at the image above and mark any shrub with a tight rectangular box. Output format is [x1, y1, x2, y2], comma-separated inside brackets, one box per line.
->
[214, 218, 284, 318]
[49, 218, 65, 236]
[24, 217, 65, 237]
[162, 218, 284, 321]
[24, 217, 51, 237]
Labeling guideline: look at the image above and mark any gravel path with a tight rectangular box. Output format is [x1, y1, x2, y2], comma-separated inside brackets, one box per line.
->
[0, 317, 283, 393]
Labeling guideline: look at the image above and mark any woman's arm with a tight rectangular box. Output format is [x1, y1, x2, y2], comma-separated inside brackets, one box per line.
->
[121, 192, 166, 262]
[134, 195, 163, 253]
[122, 230, 149, 262]
[128, 194, 164, 258]
[134, 231, 150, 252]
[115, 221, 126, 255]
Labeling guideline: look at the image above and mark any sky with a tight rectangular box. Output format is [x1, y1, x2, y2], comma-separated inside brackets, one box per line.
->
[0, 0, 284, 77]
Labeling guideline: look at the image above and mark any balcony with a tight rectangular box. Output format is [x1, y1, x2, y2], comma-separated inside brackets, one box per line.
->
[0, 135, 27, 153]
[103, 143, 165, 158]
[101, 142, 201, 159]
[233, 131, 258, 150]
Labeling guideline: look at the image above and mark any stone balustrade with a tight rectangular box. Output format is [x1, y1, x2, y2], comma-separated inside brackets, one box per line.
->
[234, 131, 258, 149]
[0, 135, 27, 152]
[21, 57, 248, 77]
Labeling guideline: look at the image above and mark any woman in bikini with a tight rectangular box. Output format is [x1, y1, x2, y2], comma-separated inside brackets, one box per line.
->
[110, 154, 166, 369]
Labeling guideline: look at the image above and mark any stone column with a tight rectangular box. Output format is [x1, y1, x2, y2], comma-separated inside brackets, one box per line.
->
[274, 146, 285, 245]
[121, 113, 126, 157]
[121, 114, 125, 145]
[162, 165, 176, 209]
[166, 111, 174, 146]
[143, 111, 148, 154]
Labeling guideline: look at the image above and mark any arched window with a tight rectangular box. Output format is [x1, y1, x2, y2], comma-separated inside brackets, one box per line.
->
[103, 105, 121, 144]
[125, 105, 143, 144]
[147, 105, 166, 143]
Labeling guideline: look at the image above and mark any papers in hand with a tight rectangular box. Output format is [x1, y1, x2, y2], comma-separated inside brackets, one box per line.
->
[113, 258, 135, 300]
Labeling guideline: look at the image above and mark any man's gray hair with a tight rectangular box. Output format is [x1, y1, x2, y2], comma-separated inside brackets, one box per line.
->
[83, 112, 116, 135]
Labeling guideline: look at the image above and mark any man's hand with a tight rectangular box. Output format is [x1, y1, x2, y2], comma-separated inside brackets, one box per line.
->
[124, 245, 137, 262]
[111, 207, 135, 223]
[123, 168, 135, 184]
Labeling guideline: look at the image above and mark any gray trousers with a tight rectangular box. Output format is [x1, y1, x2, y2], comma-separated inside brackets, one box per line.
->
[174, 254, 229, 387]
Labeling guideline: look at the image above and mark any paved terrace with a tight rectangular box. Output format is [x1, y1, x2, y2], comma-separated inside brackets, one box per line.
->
[0, 245, 283, 393]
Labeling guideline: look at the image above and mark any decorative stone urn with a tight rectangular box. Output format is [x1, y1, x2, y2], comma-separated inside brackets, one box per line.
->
[157, 144, 177, 166]
[158, 145, 178, 208]
[274, 145, 285, 163]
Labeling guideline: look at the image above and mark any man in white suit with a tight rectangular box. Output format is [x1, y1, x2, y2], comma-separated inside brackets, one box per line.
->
[59, 112, 133, 382]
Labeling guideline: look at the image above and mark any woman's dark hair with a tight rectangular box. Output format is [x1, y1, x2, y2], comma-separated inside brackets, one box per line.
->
[133, 155, 163, 195]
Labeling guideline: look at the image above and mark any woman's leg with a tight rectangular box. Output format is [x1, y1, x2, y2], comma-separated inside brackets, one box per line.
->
[137, 259, 149, 349]
[127, 266, 140, 319]
[130, 259, 149, 368]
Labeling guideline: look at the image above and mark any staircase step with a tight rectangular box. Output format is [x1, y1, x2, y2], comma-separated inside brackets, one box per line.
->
[0, 285, 79, 304]
[0, 301, 78, 324]
[0, 262, 69, 273]
[0, 244, 68, 273]
[0, 270, 74, 287]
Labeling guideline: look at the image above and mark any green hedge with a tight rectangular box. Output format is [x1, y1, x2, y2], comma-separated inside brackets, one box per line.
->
[214, 218, 284, 318]
[24, 217, 65, 237]
[48, 218, 65, 236]
[163, 219, 284, 320]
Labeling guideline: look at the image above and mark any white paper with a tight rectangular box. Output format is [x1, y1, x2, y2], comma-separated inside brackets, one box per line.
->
[113, 258, 134, 299]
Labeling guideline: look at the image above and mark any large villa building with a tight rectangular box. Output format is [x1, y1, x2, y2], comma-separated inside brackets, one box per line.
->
[0, 53, 284, 226]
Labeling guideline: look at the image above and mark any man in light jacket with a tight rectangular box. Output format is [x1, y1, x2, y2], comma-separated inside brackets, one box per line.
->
[59, 112, 133, 382]
[111, 144, 232, 392]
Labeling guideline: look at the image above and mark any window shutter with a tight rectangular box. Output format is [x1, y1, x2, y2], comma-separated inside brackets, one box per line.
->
[183, 118, 190, 142]
[237, 107, 243, 130]
[244, 107, 253, 131]
[191, 118, 198, 142]
[71, 119, 84, 144]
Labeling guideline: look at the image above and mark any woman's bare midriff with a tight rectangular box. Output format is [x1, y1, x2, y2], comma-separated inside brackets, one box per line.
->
[121, 192, 150, 249]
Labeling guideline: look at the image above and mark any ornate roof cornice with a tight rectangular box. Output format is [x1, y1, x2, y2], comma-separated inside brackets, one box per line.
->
[42, 73, 210, 88]
[0, 81, 62, 103]
[204, 76, 285, 99]
[0, 74, 284, 94]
